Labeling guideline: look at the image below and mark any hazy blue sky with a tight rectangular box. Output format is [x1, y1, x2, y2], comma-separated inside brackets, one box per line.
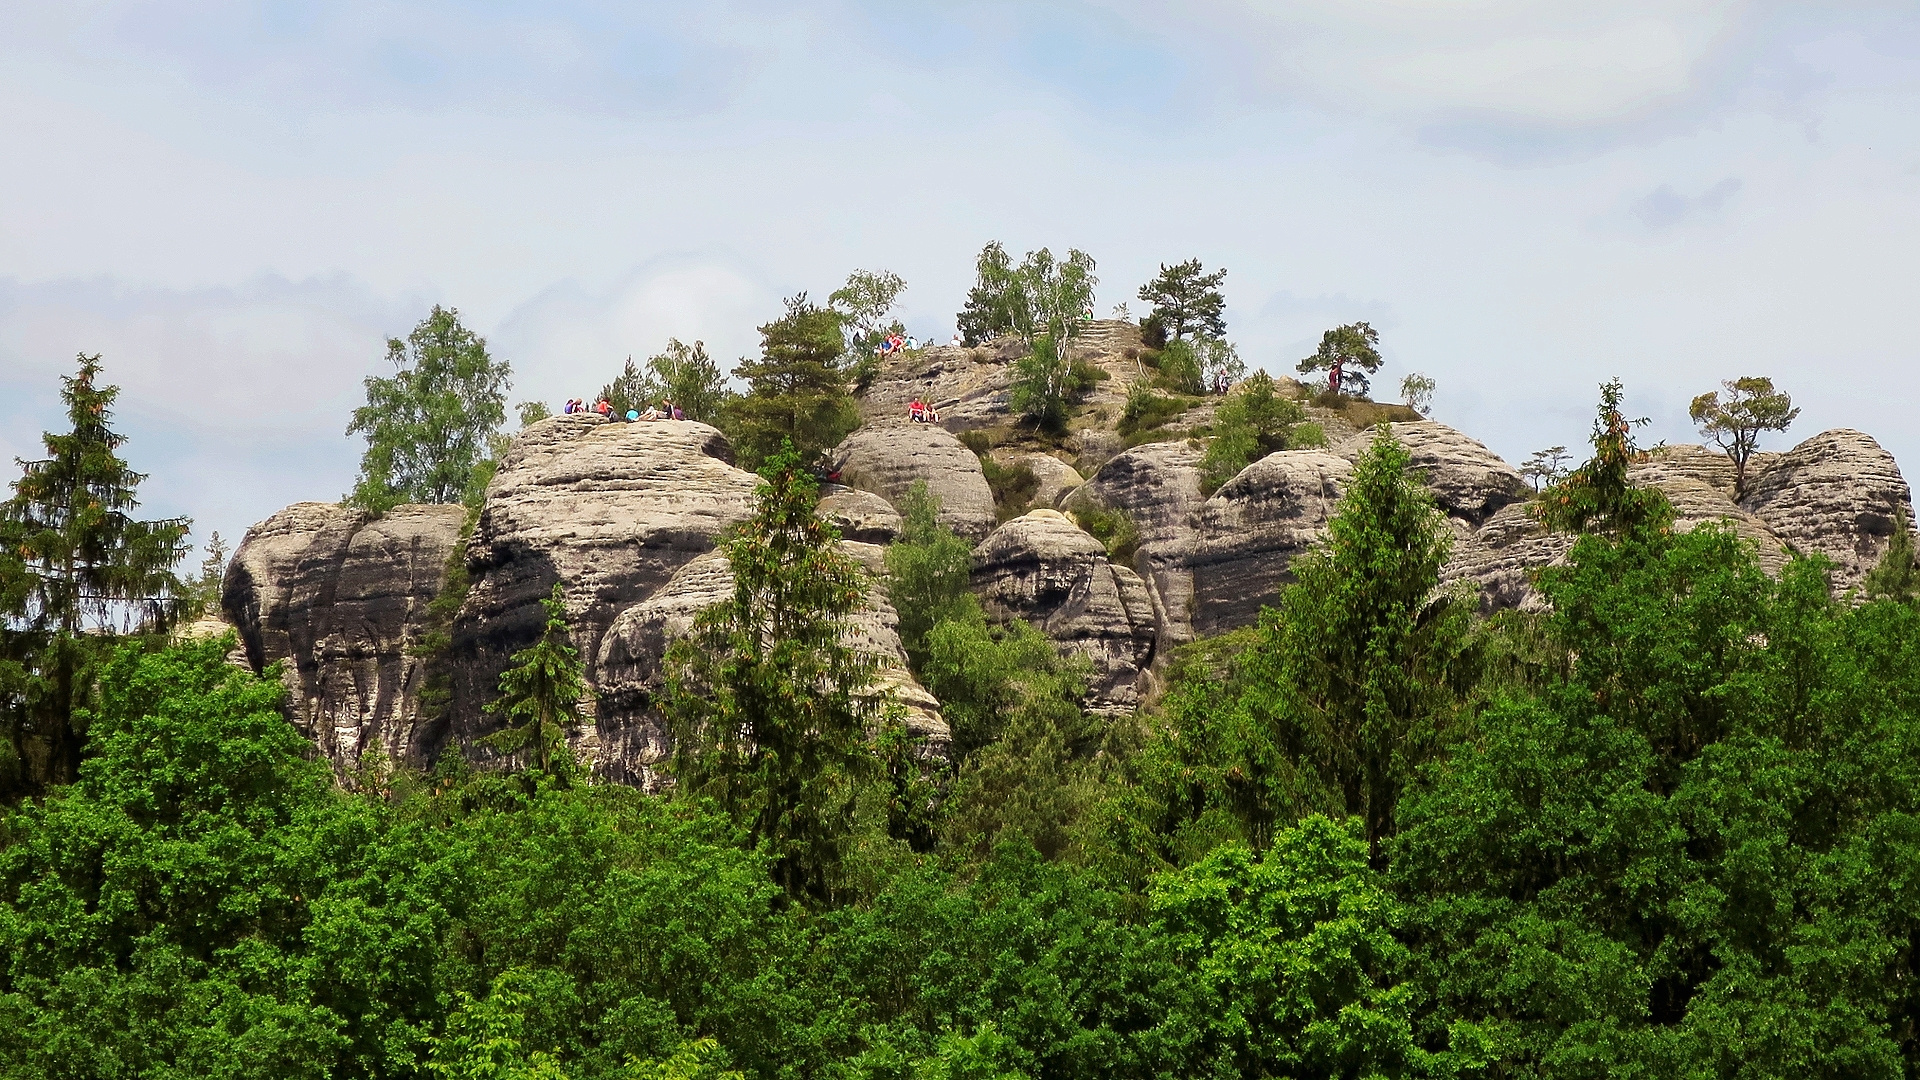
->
[3, 1, 1916, 557]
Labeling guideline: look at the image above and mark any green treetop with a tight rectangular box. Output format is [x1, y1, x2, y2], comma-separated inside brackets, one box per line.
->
[723, 295, 860, 472]
[829, 269, 907, 357]
[882, 482, 976, 672]
[1688, 375, 1799, 499]
[663, 443, 882, 905]
[602, 339, 732, 424]
[1, 354, 191, 793]
[1198, 372, 1317, 493]
[483, 582, 586, 778]
[1537, 378, 1673, 537]
[347, 305, 512, 513]
[1296, 322, 1382, 397]
[1137, 258, 1227, 345]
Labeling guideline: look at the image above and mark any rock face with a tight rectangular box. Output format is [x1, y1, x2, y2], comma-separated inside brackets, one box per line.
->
[829, 424, 998, 541]
[1019, 453, 1084, 509]
[1739, 429, 1914, 592]
[448, 414, 763, 759]
[1336, 422, 1527, 526]
[222, 501, 467, 776]
[972, 510, 1158, 712]
[594, 545, 948, 787]
[1069, 442, 1209, 653]
[819, 484, 903, 543]
[1185, 451, 1354, 637]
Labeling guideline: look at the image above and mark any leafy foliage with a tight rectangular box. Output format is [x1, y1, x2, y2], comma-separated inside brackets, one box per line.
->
[723, 296, 860, 471]
[829, 269, 908, 359]
[1518, 445, 1571, 493]
[1296, 322, 1383, 398]
[1399, 371, 1435, 416]
[1199, 371, 1311, 492]
[1136, 258, 1227, 344]
[1862, 508, 1919, 601]
[482, 584, 586, 779]
[1689, 375, 1800, 498]
[602, 341, 732, 425]
[1536, 378, 1673, 536]
[882, 482, 977, 670]
[348, 306, 512, 512]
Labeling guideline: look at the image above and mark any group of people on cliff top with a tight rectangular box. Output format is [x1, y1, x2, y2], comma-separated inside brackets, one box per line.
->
[562, 397, 683, 422]
[908, 396, 939, 424]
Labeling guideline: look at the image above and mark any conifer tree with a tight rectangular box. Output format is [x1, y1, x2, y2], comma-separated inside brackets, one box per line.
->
[1296, 322, 1382, 397]
[664, 442, 881, 904]
[1863, 508, 1920, 602]
[1536, 379, 1673, 537]
[482, 583, 585, 777]
[1137, 257, 1227, 344]
[1689, 375, 1799, 499]
[723, 295, 859, 471]
[1, 354, 190, 792]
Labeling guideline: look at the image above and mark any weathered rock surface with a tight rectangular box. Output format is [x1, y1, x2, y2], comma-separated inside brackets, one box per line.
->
[972, 510, 1158, 712]
[448, 415, 763, 756]
[223, 501, 467, 776]
[819, 484, 902, 543]
[1739, 429, 1914, 592]
[830, 424, 997, 541]
[593, 545, 948, 787]
[1336, 421, 1527, 526]
[1069, 442, 1208, 653]
[1440, 504, 1573, 613]
[1019, 453, 1085, 509]
[1185, 451, 1355, 637]
[1628, 461, 1790, 575]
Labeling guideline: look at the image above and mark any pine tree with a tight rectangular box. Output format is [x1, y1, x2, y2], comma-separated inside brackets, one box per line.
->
[1296, 322, 1383, 397]
[482, 583, 585, 777]
[1137, 257, 1227, 344]
[1863, 508, 1920, 602]
[663, 442, 881, 905]
[723, 295, 859, 472]
[1, 354, 190, 792]
[346, 305, 512, 512]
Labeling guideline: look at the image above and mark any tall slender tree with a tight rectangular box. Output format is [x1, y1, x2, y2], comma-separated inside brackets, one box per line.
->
[347, 305, 512, 512]
[482, 583, 586, 778]
[1, 354, 190, 792]
[663, 443, 882, 905]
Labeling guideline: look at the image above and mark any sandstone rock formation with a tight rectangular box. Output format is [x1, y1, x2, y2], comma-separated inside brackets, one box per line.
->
[1335, 421, 1527, 526]
[819, 483, 903, 543]
[1185, 450, 1355, 637]
[594, 544, 947, 787]
[971, 510, 1158, 713]
[1019, 453, 1084, 509]
[829, 424, 997, 541]
[222, 501, 467, 776]
[1738, 429, 1914, 592]
[1069, 442, 1208, 653]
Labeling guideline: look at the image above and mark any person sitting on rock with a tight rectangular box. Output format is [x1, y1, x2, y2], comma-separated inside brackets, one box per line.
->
[669, 400, 683, 421]
[908, 398, 925, 423]
[595, 399, 612, 418]
[626, 409, 641, 422]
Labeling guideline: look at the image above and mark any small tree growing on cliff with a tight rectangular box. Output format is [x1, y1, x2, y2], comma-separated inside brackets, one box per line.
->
[724, 295, 859, 471]
[347, 305, 512, 513]
[1863, 508, 1920, 602]
[1138, 258, 1227, 346]
[603, 340, 731, 424]
[483, 583, 585, 779]
[664, 443, 881, 905]
[1537, 379, 1672, 537]
[1297, 322, 1382, 398]
[1689, 376, 1799, 499]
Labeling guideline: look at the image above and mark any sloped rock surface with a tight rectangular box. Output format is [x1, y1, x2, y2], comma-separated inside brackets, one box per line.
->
[1019, 453, 1084, 509]
[1739, 429, 1915, 592]
[448, 414, 762, 755]
[830, 424, 997, 541]
[972, 510, 1158, 713]
[1186, 451, 1354, 636]
[1336, 421, 1527, 525]
[1440, 503, 1573, 613]
[1629, 462, 1789, 575]
[223, 500, 467, 776]
[1069, 442, 1208, 653]
[593, 545, 948, 787]
[820, 484, 902, 543]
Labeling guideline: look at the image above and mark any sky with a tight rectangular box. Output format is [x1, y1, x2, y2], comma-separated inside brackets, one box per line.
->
[2, 1, 1917, 560]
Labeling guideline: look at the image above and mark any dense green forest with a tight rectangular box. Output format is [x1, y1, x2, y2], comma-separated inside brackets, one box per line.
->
[8, 335, 1920, 1076]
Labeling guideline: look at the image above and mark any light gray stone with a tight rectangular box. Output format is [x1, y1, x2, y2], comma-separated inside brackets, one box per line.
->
[830, 423, 998, 541]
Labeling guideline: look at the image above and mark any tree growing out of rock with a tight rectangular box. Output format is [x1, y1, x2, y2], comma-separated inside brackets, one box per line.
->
[603, 339, 732, 424]
[1, 354, 191, 794]
[1199, 372, 1318, 493]
[1137, 258, 1227, 347]
[1536, 379, 1672, 537]
[956, 242, 1098, 351]
[1400, 372, 1436, 416]
[831, 269, 908, 394]
[884, 482, 977, 671]
[724, 294, 860, 472]
[1689, 376, 1799, 499]
[1519, 446, 1571, 493]
[483, 582, 585, 778]
[1296, 322, 1382, 398]
[664, 442, 882, 905]
[347, 305, 512, 513]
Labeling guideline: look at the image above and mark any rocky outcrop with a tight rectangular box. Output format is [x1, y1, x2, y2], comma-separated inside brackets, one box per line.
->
[222, 501, 467, 776]
[1185, 451, 1355, 637]
[1070, 442, 1209, 653]
[593, 544, 948, 787]
[1739, 429, 1914, 592]
[819, 484, 902, 543]
[1020, 453, 1084, 509]
[829, 424, 998, 541]
[1628, 461, 1789, 575]
[1336, 421, 1527, 526]
[447, 415, 763, 756]
[1440, 504, 1573, 613]
[972, 510, 1158, 713]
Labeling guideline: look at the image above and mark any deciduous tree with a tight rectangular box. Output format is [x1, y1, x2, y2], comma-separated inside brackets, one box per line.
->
[347, 306, 512, 512]
[1688, 375, 1799, 499]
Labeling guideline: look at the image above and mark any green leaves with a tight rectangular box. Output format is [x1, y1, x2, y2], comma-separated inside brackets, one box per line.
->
[723, 295, 859, 472]
[347, 306, 512, 513]
[483, 584, 586, 779]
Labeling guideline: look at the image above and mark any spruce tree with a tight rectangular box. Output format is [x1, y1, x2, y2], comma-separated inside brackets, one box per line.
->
[723, 295, 859, 471]
[1536, 379, 1673, 537]
[1, 354, 190, 792]
[663, 442, 880, 905]
[482, 582, 586, 778]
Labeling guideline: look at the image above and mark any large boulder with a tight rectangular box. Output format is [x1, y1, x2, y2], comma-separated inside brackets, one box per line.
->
[829, 424, 998, 541]
[1440, 503, 1574, 613]
[1069, 442, 1208, 652]
[1739, 429, 1915, 592]
[448, 414, 762, 755]
[819, 484, 903, 543]
[972, 510, 1158, 713]
[1185, 450, 1355, 636]
[1336, 421, 1527, 526]
[222, 500, 468, 776]
[594, 544, 948, 787]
